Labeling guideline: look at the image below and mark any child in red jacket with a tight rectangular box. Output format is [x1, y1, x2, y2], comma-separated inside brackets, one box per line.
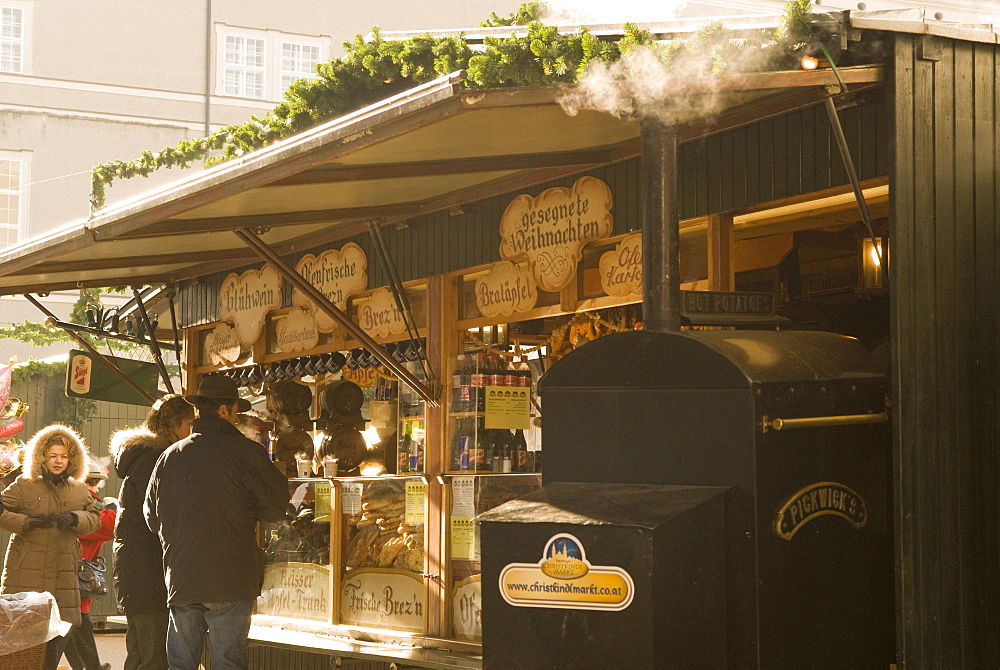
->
[64, 458, 117, 670]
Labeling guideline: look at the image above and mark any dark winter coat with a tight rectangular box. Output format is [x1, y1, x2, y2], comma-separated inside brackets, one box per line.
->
[111, 428, 171, 615]
[144, 416, 288, 606]
[0, 425, 101, 626]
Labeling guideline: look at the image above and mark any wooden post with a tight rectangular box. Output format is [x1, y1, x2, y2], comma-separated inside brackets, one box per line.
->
[707, 212, 735, 291]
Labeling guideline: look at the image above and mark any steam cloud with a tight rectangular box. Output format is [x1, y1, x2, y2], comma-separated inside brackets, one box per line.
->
[559, 22, 779, 126]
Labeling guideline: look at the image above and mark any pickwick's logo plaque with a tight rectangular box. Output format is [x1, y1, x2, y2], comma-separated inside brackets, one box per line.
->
[275, 307, 319, 353]
[358, 287, 407, 338]
[219, 265, 283, 348]
[293, 243, 368, 333]
[599, 233, 642, 297]
[204, 322, 242, 365]
[475, 261, 538, 318]
[774, 481, 869, 540]
[499, 176, 614, 293]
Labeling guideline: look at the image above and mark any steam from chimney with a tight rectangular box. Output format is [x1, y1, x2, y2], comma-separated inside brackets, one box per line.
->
[559, 24, 778, 126]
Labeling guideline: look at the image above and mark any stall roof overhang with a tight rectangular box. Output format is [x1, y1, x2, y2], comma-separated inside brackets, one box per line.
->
[0, 61, 886, 296]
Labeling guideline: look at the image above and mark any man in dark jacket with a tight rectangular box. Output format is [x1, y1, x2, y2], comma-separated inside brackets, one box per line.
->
[144, 376, 288, 670]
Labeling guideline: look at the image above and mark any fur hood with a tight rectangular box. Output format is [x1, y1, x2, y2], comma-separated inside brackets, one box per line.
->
[112, 427, 171, 478]
[23, 424, 88, 480]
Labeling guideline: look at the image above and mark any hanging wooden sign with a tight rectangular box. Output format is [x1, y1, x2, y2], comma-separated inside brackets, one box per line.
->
[219, 264, 283, 348]
[204, 322, 242, 365]
[599, 233, 642, 297]
[475, 261, 538, 318]
[275, 307, 320, 353]
[499, 176, 614, 292]
[358, 287, 407, 338]
[292, 243, 368, 333]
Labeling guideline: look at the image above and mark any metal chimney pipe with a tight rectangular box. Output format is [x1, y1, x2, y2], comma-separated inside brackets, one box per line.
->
[640, 118, 682, 332]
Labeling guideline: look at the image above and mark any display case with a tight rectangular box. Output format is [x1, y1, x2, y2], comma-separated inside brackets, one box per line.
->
[447, 352, 539, 474]
[337, 475, 428, 633]
[397, 359, 427, 473]
[444, 473, 542, 641]
[259, 478, 335, 622]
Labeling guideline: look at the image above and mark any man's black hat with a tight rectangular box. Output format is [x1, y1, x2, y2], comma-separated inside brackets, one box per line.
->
[186, 375, 251, 412]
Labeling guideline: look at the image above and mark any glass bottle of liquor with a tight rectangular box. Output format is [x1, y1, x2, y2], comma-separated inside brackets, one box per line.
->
[472, 417, 487, 471]
[501, 430, 513, 473]
[398, 421, 413, 473]
[512, 428, 528, 472]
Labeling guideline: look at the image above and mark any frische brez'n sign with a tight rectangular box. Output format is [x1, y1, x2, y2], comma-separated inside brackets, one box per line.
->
[774, 481, 869, 540]
[499, 533, 633, 611]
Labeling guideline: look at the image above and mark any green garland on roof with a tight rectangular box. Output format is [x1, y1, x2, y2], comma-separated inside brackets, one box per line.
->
[89, 0, 815, 210]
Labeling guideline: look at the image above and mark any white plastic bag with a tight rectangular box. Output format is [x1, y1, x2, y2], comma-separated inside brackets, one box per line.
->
[0, 592, 70, 656]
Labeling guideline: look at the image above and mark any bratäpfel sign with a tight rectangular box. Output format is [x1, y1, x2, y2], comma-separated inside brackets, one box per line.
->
[499, 176, 614, 292]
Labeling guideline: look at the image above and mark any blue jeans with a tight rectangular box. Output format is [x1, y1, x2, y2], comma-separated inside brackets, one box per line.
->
[166, 601, 254, 670]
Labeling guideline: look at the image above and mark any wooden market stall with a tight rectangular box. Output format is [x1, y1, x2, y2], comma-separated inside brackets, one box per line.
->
[0, 8, 998, 668]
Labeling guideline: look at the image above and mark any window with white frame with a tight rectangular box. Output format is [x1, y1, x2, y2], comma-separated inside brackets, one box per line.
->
[280, 41, 321, 91]
[0, 2, 30, 74]
[217, 25, 327, 101]
[0, 152, 27, 250]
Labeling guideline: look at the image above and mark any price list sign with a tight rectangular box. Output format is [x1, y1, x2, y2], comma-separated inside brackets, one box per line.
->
[484, 386, 531, 430]
[405, 480, 426, 525]
[451, 477, 477, 560]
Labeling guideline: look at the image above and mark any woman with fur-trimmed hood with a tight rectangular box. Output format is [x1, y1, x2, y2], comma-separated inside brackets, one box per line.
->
[0, 424, 101, 669]
[112, 394, 193, 670]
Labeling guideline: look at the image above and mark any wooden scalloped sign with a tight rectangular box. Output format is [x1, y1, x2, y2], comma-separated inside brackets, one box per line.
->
[599, 233, 642, 298]
[292, 243, 368, 333]
[275, 307, 320, 353]
[204, 322, 242, 365]
[475, 261, 538, 318]
[219, 264, 283, 348]
[357, 287, 407, 338]
[499, 176, 614, 293]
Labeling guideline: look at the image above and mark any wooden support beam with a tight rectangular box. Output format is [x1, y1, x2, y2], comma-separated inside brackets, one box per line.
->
[708, 212, 735, 291]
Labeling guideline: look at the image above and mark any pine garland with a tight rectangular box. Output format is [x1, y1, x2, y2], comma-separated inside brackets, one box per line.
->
[90, 1, 816, 210]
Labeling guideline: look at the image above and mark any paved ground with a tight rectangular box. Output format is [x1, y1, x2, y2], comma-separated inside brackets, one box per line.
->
[54, 631, 127, 670]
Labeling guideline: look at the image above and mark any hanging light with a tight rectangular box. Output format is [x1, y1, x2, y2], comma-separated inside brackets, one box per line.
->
[860, 236, 888, 290]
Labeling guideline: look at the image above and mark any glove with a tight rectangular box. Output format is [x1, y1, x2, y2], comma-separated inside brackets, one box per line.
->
[56, 512, 78, 530]
[26, 515, 55, 530]
[102, 497, 119, 511]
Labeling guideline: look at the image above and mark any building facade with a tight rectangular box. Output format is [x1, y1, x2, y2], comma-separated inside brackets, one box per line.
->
[0, 0, 521, 250]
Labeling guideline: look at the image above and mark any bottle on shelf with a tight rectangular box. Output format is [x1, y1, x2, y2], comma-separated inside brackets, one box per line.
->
[409, 420, 424, 472]
[513, 428, 529, 472]
[487, 352, 504, 388]
[472, 417, 488, 471]
[452, 355, 466, 412]
[471, 353, 487, 412]
[501, 429, 513, 473]
[517, 356, 532, 388]
[503, 356, 518, 388]
[450, 418, 470, 471]
[398, 421, 413, 473]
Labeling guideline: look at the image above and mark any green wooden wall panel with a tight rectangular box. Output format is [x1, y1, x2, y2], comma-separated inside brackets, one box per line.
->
[892, 33, 1000, 668]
